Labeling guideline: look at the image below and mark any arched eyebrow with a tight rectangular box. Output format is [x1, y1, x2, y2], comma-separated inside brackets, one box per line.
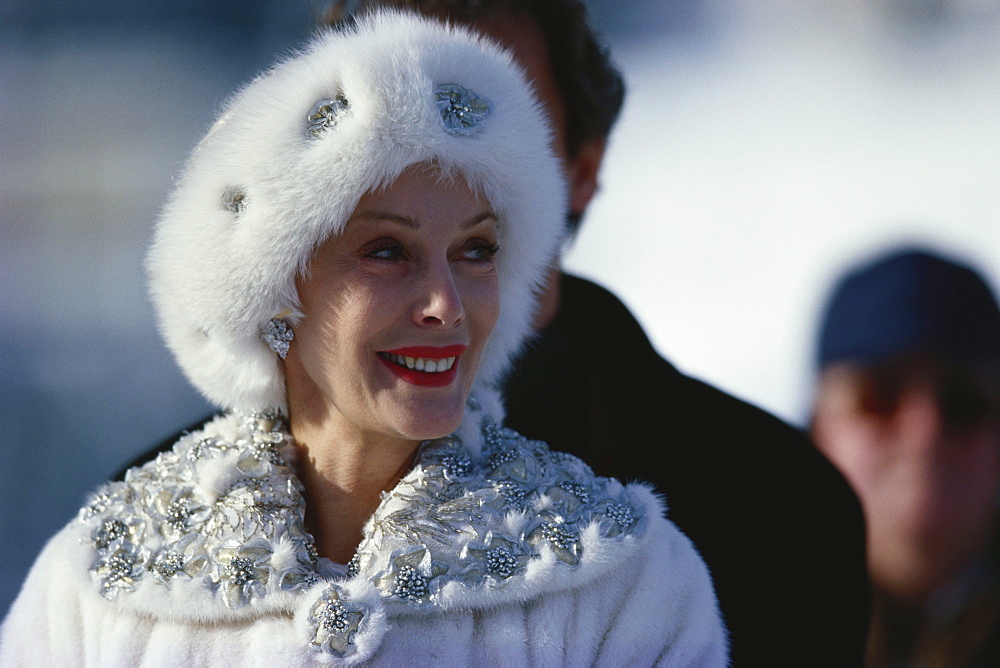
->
[345, 210, 496, 229]
[461, 211, 498, 229]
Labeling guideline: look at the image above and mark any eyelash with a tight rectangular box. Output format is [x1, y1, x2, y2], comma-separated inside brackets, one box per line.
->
[365, 241, 407, 261]
[362, 240, 499, 262]
[466, 241, 500, 262]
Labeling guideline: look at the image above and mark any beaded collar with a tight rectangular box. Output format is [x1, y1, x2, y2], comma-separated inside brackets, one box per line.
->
[78, 403, 646, 659]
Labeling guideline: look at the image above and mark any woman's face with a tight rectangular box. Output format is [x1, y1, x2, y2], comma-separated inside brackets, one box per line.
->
[284, 165, 500, 444]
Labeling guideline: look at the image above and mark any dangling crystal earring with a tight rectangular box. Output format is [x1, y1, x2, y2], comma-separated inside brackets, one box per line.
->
[261, 317, 294, 359]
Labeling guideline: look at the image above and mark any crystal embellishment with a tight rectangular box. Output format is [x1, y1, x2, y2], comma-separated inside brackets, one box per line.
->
[435, 83, 491, 135]
[222, 186, 247, 214]
[261, 318, 294, 359]
[92, 543, 148, 600]
[526, 520, 581, 566]
[373, 546, 447, 607]
[306, 95, 349, 138]
[308, 584, 368, 657]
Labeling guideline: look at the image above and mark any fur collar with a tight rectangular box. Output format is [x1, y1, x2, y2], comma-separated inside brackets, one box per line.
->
[76, 397, 652, 660]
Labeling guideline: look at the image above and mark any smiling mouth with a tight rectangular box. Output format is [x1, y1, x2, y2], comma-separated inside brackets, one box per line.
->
[378, 352, 457, 373]
[376, 345, 467, 387]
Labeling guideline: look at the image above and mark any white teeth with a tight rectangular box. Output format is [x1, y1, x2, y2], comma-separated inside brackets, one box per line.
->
[386, 353, 457, 373]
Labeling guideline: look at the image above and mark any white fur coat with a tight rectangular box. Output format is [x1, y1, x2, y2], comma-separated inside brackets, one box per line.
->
[1, 403, 727, 666]
[3, 16, 727, 663]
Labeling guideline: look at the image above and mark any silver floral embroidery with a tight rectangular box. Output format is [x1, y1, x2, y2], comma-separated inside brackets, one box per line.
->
[435, 83, 491, 135]
[306, 95, 349, 138]
[606, 502, 637, 529]
[494, 480, 530, 508]
[350, 413, 644, 608]
[150, 534, 209, 584]
[481, 417, 505, 450]
[525, 519, 580, 566]
[80, 411, 319, 611]
[308, 584, 368, 657]
[94, 519, 127, 548]
[596, 499, 643, 538]
[458, 533, 528, 585]
[92, 543, 148, 600]
[559, 481, 591, 505]
[150, 488, 210, 541]
[206, 476, 298, 541]
[346, 554, 361, 579]
[151, 550, 184, 579]
[93, 513, 145, 550]
[373, 545, 448, 606]
[79, 404, 644, 649]
[212, 539, 273, 608]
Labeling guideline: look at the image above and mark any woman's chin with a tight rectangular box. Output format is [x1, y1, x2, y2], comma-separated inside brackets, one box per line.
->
[389, 401, 466, 442]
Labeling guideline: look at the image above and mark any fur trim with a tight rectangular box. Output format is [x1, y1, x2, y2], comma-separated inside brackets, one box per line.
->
[3, 413, 726, 664]
[146, 10, 565, 412]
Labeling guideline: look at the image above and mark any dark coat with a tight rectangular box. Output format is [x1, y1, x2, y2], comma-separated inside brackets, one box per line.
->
[502, 274, 870, 666]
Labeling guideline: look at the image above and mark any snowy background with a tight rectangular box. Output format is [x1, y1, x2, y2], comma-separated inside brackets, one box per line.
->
[3, 0, 998, 615]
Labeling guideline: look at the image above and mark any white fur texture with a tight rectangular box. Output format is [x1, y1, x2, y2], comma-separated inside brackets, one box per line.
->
[146, 11, 564, 413]
[0, 479, 727, 667]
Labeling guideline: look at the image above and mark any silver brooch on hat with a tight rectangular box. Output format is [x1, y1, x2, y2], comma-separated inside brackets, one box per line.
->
[306, 94, 349, 138]
[435, 84, 491, 135]
[222, 186, 248, 214]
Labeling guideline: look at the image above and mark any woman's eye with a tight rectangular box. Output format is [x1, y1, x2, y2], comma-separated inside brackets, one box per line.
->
[463, 241, 500, 262]
[364, 242, 406, 261]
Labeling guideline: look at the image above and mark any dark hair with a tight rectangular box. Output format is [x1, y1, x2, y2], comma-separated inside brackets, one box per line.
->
[319, 0, 625, 159]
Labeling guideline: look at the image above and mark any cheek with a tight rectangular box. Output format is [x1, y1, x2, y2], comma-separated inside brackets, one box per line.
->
[814, 411, 892, 491]
[468, 275, 500, 335]
[949, 431, 1000, 499]
[296, 278, 374, 363]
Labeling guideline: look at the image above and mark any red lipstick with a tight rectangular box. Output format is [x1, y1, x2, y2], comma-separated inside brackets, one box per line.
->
[378, 345, 467, 387]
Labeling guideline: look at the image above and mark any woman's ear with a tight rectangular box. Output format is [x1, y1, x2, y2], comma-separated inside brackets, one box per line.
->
[566, 138, 606, 216]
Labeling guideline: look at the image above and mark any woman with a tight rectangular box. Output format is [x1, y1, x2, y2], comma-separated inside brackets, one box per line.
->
[1, 11, 727, 665]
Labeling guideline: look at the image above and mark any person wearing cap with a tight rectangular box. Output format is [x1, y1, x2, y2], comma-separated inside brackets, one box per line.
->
[0, 11, 727, 665]
[811, 246, 1000, 666]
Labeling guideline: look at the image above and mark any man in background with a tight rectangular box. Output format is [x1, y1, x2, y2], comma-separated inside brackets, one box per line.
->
[812, 247, 1000, 665]
[322, 1, 868, 662]
[128, 1, 869, 661]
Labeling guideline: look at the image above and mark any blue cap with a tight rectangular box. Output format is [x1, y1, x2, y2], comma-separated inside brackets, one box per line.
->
[817, 247, 1000, 368]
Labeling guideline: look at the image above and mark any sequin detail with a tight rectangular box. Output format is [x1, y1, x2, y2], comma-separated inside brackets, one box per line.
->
[435, 83, 491, 135]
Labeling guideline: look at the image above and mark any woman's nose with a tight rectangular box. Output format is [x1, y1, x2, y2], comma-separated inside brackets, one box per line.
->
[413, 261, 465, 327]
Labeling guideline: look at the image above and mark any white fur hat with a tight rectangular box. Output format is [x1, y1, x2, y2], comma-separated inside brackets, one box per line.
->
[146, 10, 565, 413]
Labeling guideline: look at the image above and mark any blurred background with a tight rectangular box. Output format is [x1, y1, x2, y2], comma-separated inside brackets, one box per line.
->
[2, 0, 998, 616]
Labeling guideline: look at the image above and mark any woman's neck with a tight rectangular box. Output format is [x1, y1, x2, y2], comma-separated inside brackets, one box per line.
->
[290, 415, 420, 565]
